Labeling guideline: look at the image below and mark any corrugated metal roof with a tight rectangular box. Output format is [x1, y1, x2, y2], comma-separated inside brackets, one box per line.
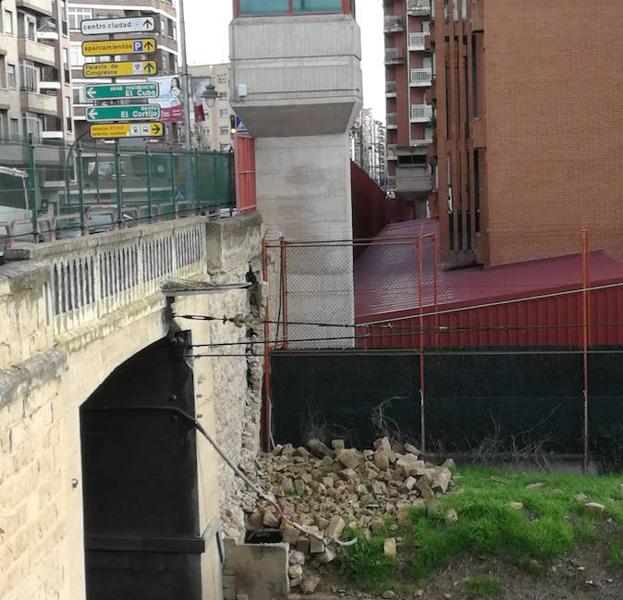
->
[355, 219, 623, 321]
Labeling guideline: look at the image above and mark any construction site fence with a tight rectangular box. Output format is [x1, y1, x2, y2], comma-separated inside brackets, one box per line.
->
[0, 134, 236, 248]
[260, 231, 620, 469]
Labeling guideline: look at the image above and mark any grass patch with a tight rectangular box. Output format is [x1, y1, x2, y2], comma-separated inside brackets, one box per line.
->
[464, 576, 500, 597]
[337, 467, 623, 588]
[336, 526, 396, 590]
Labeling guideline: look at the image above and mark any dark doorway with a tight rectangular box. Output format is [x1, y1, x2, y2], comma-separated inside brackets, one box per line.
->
[80, 335, 204, 600]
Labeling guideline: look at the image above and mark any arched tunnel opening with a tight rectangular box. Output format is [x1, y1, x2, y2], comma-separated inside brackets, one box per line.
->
[80, 333, 204, 600]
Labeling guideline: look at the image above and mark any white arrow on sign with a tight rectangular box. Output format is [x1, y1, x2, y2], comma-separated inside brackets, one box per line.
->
[87, 108, 98, 120]
[86, 88, 96, 99]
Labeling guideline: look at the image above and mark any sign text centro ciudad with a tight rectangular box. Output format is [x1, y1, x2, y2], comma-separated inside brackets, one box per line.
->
[81, 17, 155, 36]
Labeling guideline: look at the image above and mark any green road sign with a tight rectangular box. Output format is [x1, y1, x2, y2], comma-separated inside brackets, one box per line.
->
[86, 104, 161, 123]
[84, 83, 160, 101]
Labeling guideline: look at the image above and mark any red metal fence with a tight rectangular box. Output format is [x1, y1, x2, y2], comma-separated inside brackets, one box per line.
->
[234, 134, 257, 214]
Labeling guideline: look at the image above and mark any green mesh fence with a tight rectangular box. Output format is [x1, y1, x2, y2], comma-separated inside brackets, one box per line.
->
[0, 134, 236, 245]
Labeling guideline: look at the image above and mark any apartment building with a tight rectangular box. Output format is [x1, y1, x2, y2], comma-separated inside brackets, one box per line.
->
[383, 0, 433, 218]
[0, 0, 73, 142]
[350, 107, 387, 186]
[429, 0, 623, 268]
[68, 0, 179, 141]
[189, 63, 234, 152]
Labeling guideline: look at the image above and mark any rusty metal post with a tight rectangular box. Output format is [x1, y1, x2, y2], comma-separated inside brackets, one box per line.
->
[581, 228, 590, 473]
[279, 236, 289, 348]
[432, 231, 439, 348]
[417, 234, 426, 452]
[261, 235, 271, 450]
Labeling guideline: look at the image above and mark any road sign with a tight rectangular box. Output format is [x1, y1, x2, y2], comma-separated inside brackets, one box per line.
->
[82, 38, 157, 57]
[81, 17, 155, 36]
[84, 83, 160, 101]
[86, 104, 161, 123]
[89, 122, 164, 140]
[83, 60, 157, 79]
[234, 116, 248, 134]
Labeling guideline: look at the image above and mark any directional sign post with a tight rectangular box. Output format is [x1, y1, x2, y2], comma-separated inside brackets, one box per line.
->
[86, 104, 161, 123]
[85, 83, 160, 101]
[90, 122, 164, 140]
[82, 38, 157, 57]
[83, 60, 157, 79]
[81, 17, 155, 36]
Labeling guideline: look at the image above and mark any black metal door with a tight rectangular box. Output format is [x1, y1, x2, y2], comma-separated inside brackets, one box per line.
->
[80, 336, 203, 600]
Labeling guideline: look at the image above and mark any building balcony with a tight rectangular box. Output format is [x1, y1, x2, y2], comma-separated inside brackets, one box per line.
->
[407, 0, 431, 16]
[384, 16, 404, 33]
[16, 0, 53, 16]
[18, 38, 56, 67]
[385, 80, 397, 97]
[0, 87, 12, 108]
[20, 91, 57, 116]
[387, 144, 397, 160]
[410, 104, 433, 122]
[396, 164, 432, 193]
[408, 32, 428, 51]
[385, 47, 405, 65]
[410, 68, 433, 86]
[410, 136, 434, 148]
[386, 113, 397, 129]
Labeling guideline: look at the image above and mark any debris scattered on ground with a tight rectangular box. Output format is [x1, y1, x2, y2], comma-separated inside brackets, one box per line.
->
[243, 437, 456, 593]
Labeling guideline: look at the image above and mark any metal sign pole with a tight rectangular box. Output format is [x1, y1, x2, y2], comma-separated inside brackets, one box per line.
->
[178, 0, 192, 149]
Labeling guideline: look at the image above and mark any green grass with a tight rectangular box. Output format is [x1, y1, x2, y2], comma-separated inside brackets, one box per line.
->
[464, 576, 500, 597]
[337, 467, 623, 590]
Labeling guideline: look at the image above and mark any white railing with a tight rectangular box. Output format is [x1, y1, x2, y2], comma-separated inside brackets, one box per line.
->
[386, 113, 398, 128]
[43, 217, 207, 336]
[385, 48, 405, 63]
[410, 68, 433, 86]
[384, 16, 404, 32]
[385, 81, 397, 96]
[408, 32, 428, 50]
[407, 0, 431, 16]
[410, 104, 433, 122]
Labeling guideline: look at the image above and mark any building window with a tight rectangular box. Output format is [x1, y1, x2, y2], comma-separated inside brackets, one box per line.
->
[0, 56, 5, 87]
[238, 0, 344, 15]
[4, 9, 13, 35]
[65, 96, 72, 132]
[219, 126, 229, 136]
[7, 63, 16, 89]
[23, 112, 42, 143]
[20, 61, 37, 92]
[219, 108, 228, 119]
[0, 110, 6, 139]
[72, 86, 81, 104]
[167, 18, 176, 39]
[293, 0, 342, 11]
[67, 7, 91, 31]
[10, 118, 19, 140]
[217, 74, 227, 84]
[70, 45, 85, 68]
[240, 0, 289, 14]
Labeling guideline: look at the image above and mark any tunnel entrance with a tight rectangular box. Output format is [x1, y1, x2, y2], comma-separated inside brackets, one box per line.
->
[80, 334, 203, 600]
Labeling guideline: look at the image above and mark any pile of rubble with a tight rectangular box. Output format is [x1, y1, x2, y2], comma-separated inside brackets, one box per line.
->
[243, 437, 456, 594]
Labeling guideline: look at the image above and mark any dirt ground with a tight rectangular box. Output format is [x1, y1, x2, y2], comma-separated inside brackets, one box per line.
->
[319, 536, 623, 600]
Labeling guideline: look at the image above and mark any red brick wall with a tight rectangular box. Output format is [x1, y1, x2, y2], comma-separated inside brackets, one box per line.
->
[484, 0, 623, 265]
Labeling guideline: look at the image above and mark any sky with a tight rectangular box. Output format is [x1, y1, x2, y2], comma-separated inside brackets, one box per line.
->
[185, 0, 386, 122]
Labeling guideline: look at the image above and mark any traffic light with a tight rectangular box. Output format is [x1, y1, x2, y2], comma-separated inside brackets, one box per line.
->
[230, 115, 237, 135]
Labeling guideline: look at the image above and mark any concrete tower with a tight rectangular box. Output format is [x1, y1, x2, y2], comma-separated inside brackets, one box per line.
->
[230, 0, 362, 346]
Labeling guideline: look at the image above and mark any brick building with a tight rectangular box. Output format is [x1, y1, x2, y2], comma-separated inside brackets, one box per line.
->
[383, 0, 434, 219]
[386, 0, 623, 268]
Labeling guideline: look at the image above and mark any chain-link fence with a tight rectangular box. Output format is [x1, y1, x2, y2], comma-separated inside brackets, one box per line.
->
[263, 231, 623, 467]
[0, 134, 235, 251]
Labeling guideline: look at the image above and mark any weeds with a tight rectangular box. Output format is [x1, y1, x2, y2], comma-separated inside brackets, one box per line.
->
[464, 576, 500, 597]
[337, 468, 623, 590]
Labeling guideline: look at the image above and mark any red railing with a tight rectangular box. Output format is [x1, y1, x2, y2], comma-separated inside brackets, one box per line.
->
[234, 134, 257, 214]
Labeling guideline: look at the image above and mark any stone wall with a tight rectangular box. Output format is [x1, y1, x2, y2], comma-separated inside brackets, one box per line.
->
[0, 213, 264, 600]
